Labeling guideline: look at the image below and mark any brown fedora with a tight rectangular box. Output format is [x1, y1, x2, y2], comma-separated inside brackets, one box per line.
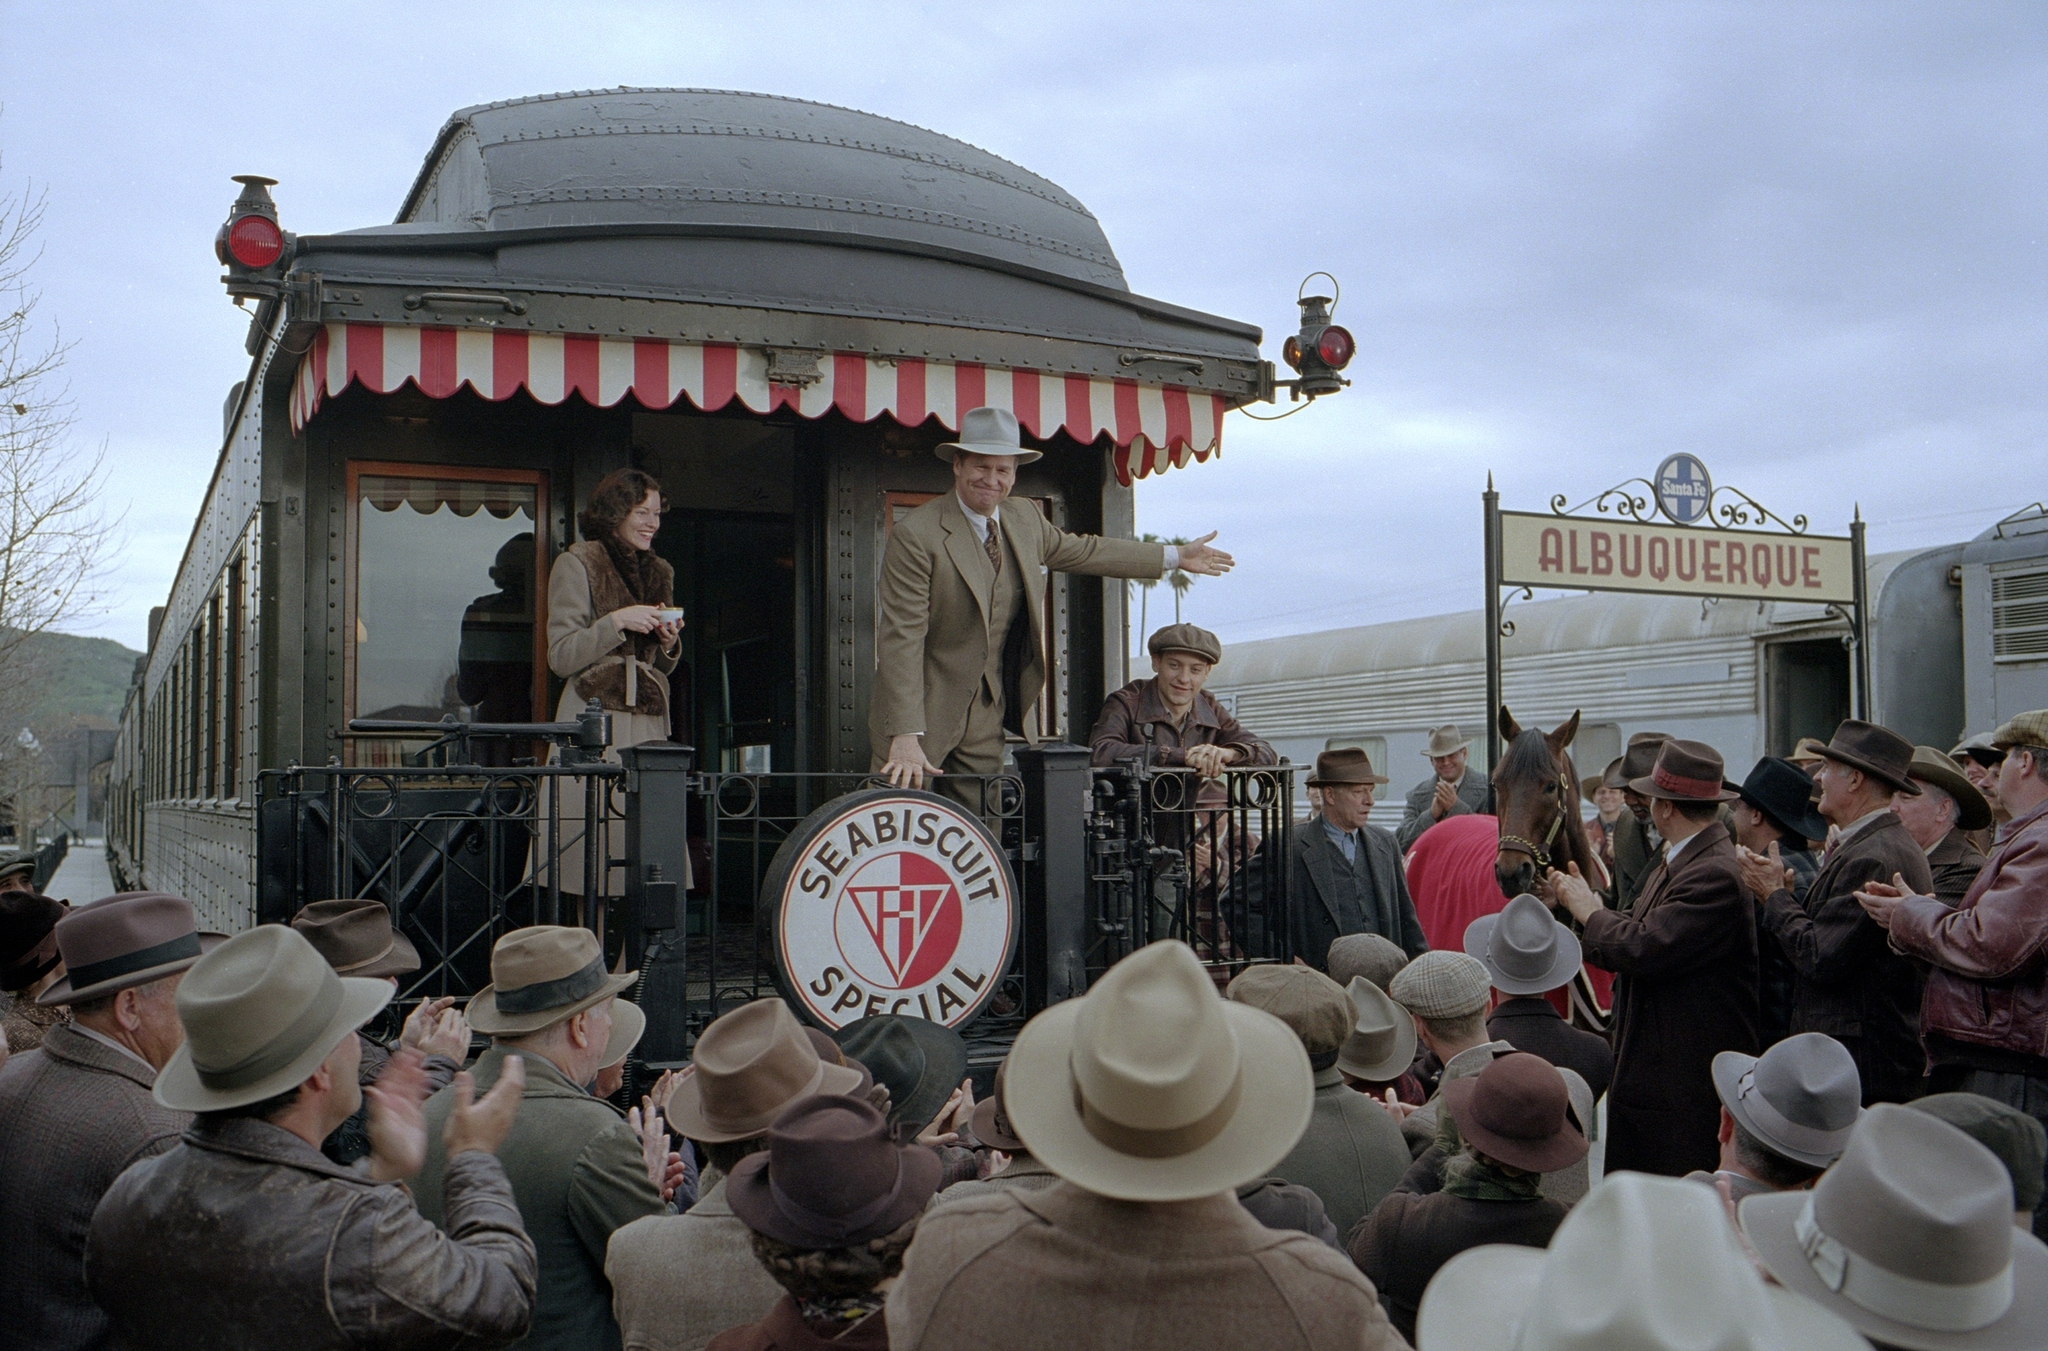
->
[1910, 746, 1992, 832]
[969, 1056, 1028, 1153]
[1815, 719, 1921, 795]
[1617, 731, 1674, 784]
[803, 1025, 874, 1095]
[1307, 746, 1389, 788]
[290, 899, 421, 980]
[665, 998, 866, 1143]
[37, 893, 227, 1006]
[0, 890, 66, 993]
[464, 925, 638, 1036]
[1440, 1051, 1589, 1174]
[1627, 739, 1739, 804]
[1582, 757, 1624, 797]
[726, 1093, 942, 1248]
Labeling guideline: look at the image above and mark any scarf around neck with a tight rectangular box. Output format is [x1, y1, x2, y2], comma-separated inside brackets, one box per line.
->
[1441, 1150, 1544, 1202]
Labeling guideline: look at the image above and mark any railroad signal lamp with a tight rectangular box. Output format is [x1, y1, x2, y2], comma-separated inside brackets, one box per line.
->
[215, 174, 293, 304]
[1271, 274, 1353, 403]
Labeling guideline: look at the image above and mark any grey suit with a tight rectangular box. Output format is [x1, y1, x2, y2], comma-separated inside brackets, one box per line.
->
[1396, 766, 1490, 851]
[1289, 818, 1429, 968]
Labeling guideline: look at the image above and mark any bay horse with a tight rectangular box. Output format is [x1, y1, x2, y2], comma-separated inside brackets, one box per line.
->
[1491, 706, 1608, 900]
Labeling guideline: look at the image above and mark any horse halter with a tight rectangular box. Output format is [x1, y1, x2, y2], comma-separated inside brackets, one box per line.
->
[1497, 768, 1571, 871]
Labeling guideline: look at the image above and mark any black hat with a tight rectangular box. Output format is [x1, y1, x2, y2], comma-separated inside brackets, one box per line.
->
[831, 1014, 968, 1133]
[1737, 757, 1830, 843]
[0, 891, 65, 993]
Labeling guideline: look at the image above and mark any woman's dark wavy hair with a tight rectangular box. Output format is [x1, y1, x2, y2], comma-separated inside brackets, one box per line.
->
[578, 468, 665, 542]
[747, 1216, 920, 1301]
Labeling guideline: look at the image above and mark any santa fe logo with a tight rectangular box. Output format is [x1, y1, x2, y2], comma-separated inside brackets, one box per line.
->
[768, 789, 1017, 1030]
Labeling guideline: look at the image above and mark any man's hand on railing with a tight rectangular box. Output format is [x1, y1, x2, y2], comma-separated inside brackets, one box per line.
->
[882, 734, 942, 790]
[1182, 744, 1240, 780]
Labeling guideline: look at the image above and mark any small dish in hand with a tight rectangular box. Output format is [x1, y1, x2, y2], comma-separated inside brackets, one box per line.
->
[654, 607, 685, 623]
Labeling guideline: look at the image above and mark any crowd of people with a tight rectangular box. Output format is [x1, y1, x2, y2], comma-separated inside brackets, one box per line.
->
[2, 635, 2046, 1348]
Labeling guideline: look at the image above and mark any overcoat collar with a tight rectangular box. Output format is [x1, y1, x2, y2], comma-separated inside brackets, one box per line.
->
[1631, 820, 1730, 918]
[471, 1043, 622, 1111]
[1016, 1181, 1296, 1258]
[1297, 817, 1349, 933]
[39, 1019, 158, 1091]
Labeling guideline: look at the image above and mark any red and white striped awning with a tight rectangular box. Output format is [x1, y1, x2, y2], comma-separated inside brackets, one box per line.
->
[290, 323, 1227, 482]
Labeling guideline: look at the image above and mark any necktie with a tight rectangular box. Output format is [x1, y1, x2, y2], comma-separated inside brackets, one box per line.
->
[983, 518, 1001, 576]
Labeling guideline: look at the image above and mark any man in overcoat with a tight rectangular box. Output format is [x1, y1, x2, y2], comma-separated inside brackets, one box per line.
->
[1894, 745, 1991, 904]
[1395, 724, 1489, 851]
[1743, 720, 1934, 1105]
[1555, 739, 1759, 1177]
[872, 407, 1231, 798]
[1291, 748, 1429, 968]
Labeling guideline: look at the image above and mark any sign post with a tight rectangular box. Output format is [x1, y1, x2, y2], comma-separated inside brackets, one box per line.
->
[1484, 475, 1504, 778]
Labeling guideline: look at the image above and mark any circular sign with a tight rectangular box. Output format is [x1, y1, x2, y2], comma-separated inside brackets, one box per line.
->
[763, 788, 1017, 1030]
[1654, 453, 1713, 525]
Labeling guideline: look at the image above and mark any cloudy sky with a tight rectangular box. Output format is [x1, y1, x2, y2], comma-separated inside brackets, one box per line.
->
[2, 1, 2042, 653]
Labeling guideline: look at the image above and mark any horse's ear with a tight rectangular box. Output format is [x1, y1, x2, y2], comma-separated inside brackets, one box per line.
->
[1549, 710, 1582, 752]
[1498, 705, 1521, 742]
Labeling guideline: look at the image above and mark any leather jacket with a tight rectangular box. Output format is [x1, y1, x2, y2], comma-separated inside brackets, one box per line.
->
[1891, 799, 2048, 1069]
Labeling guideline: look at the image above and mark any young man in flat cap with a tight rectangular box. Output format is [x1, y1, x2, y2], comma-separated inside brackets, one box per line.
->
[0, 893, 221, 1351]
[1741, 718, 1933, 1105]
[872, 407, 1231, 801]
[1090, 623, 1274, 780]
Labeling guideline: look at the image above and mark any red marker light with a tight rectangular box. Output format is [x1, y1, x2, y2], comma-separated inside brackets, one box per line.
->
[225, 215, 284, 269]
[1281, 335, 1303, 371]
[1315, 325, 1355, 371]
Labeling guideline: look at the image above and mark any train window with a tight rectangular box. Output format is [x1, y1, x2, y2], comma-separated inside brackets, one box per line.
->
[1573, 723, 1622, 786]
[345, 465, 549, 763]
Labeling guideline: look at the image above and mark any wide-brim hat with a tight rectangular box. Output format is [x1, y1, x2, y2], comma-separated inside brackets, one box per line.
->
[1789, 736, 1831, 765]
[465, 925, 638, 1035]
[1628, 738, 1740, 803]
[290, 899, 422, 980]
[1463, 894, 1582, 997]
[668, 998, 866, 1143]
[1003, 939, 1312, 1203]
[804, 1026, 874, 1095]
[1422, 1176, 1870, 1351]
[726, 1093, 942, 1247]
[1909, 747, 1993, 833]
[0, 890, 66, 992]
[1439, 1051, 1588, 1174]
[600, 998, 645, 1070]
[1737, 755, 1832, 843]
[932, 406, 1042, 464]
[1814, 718, 1921, 794]
[833, 1014, 969, 1133]
[1617, 732, 1675, 783]
[38, 892, 228, 1006]
[1711, 1034, 1863, 1170]
[156, 925, 392, 1112]
[1581, 757, 1624, 797]
[1743, 1105, 2048, 1351]
[1307, 745, 1389, 788]
[1422, 724, 1472, 758]
[969, 1056, 1027, 1153]
[1336, 975, 1417, 1082]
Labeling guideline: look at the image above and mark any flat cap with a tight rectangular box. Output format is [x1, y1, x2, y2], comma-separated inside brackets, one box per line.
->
[1990, 709, 2048, 752]
[1326, 933, 1410, 993]
[1225, 963, 1353, 1055]
[1908, 1092, 2048, 1212]
[1147, 623, 1222, 665]
[1388, 950, 1491, 1021]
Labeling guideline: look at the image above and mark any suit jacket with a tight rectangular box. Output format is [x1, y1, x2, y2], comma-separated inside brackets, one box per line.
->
[0, 1023, 189, 1351]
[1759, 812, 1934, 1104]
[610, 1177, 787, 1351]
[1396, 766, 1490, 852]
[1289, 818, 1429, 968]
[1927, 827, 1989, 906]
[1580, 823, 1759, 1177]
[1486, 996, 1615, 1100]
[870, 494, 1164, 766]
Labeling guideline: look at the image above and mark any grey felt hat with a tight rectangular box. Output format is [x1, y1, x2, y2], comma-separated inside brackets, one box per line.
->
[1336, 975, 1418, 1082]
[933, 406, 1042, 464]
[1711, 1032, 1863, 1169]
[1463, 894, 1582, 997]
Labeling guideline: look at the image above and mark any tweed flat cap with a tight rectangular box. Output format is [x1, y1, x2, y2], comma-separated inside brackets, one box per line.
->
[1147, 623, 1222, 665]
[1225, 963, 1353, 1055]
[1992, 709, 2048, 752]
[1909, 1092, 2048, 1212]
[1326, 933, 1410, 992]
[1388, 950, 1491, 1021]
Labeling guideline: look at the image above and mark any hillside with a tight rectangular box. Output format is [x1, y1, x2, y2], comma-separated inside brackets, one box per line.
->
[6, 630, 144, 732]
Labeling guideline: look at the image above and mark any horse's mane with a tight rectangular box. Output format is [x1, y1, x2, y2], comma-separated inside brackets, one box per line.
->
[1495, 726, 1558, 785]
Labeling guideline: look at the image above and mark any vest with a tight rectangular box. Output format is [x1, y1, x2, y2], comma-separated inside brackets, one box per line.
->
[979, 520, 1032, 735]
[1323, 829, 1376, 936]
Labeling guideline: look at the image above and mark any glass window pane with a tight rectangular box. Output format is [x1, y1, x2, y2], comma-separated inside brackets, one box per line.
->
[355, 475, 538, 727]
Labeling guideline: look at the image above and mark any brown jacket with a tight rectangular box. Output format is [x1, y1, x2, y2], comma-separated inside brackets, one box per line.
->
[1891, 798, 2048, 1070]
[1347, 1189, 1567, 1343]
[85, 1117, 536, 1350]
[1759, 811, 1934, 1103]
[886, 1182, 1409, 1351]
[1088, 679, 1277, 774]
[0, 1023, 189, 1351]
[1580, 823, 1758, 1177]
[1927, 827, 1989, 906]
[870, 493, 1163, 765]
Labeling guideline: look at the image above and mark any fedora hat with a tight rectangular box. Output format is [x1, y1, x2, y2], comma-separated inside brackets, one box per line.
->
[1814, 719, 1921, 795]
[969, 1055, 1027, 1153]
[599, 998, 645, 1071]
[667, 998, 865, 1143]
[1147, 622, 1222, 665]
[1306, 746, 1388, 788]
[1336, 975, 1418, 1082]
[1421, 724, 1472, 758]
[804, 1026, 874, 1095]
[1439, 1051, 1588, 1174]
[1712, 1032, 1863, 1169]
[1225, 964, 1353, 1056]
[1790, 735, 1831, 766]
[1738, 756, 1832, 843]
[1582, 757, 1624, 797]
[1420, 1172, 1869, 1351]
[290, 899, 421, 980]
[37, 893, 227, 1006]
[1463, 894, 1582, 997]
[932, 406, 1042, 464]
[832, 1014, 968, 1132]
[0, 890, 65, 993]
[1910, 747, 1993, 833]
[727, 1093, 941, 1248]
[1617, 731, 1674, 783]
[1628, 738, 1740, 803]
[155, 925, 392, 1111]
[1743, 1103, 2048, 1350]
[1002, 939, 1312, 1202]
[465, 925, 638, 1036]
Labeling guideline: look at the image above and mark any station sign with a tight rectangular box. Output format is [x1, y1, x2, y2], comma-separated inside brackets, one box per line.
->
[1498, 510, 1856, 604]
[765, 788, 1017, 1030]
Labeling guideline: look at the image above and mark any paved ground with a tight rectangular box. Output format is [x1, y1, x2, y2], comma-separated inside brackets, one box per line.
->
[46, 838, 114, 906]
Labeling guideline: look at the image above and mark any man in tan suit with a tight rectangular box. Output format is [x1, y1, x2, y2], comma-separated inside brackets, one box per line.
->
[874, 407, 1233, 793]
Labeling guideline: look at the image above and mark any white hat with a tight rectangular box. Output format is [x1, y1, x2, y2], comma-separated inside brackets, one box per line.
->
[1003, 940, 1312, 1202]
[1418, 1172, 1869, 1351]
